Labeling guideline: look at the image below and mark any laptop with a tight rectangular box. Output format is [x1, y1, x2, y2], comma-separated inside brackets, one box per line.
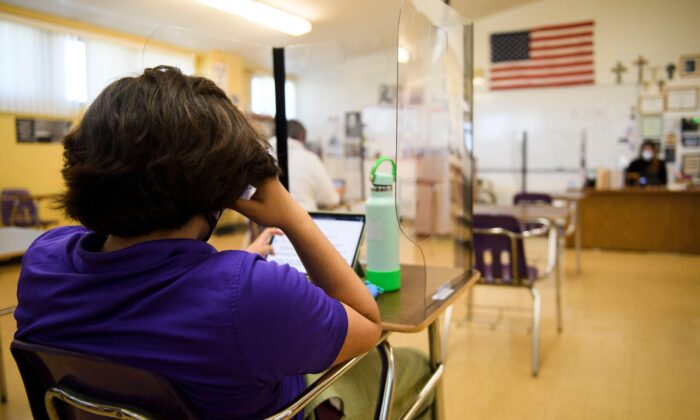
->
[266, 212, 365, 275]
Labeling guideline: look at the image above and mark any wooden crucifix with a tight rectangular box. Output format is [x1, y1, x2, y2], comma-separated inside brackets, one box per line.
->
[611, 61, 627, 84]
[632, 55, 648, 85]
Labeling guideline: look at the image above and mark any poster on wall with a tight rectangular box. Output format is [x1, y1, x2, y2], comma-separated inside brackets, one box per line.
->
[664, 146, 676, 163]
[682, 134, 700, 147]
[680, 54, 700, 78]
[681, 153, 700, 177]
[639, 95, 664, 115]
[345, 111, 363, 138]
[640, 115, 663, 138]
[666, 87, 699, 111]
[16, 119, 72, 143]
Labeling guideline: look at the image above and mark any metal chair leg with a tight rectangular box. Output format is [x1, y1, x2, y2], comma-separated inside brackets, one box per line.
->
[530, 287, 541, 377]
[0, 322, 6, 402]
[553, 227, 563, 333]
[374, 341, 395, 420]
[428, 322, 446, 420]
[466, 289, 474, 321]
[442, 305, 453, 361]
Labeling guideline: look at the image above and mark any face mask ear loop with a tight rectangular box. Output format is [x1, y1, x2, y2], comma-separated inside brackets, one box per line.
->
[201, 210, 223, 242]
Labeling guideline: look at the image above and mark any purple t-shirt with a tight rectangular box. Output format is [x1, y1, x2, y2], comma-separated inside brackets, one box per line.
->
[15, 226, 348, 419]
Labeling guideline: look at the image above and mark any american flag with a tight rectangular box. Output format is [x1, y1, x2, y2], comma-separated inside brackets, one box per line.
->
[489, 21, 595, 90]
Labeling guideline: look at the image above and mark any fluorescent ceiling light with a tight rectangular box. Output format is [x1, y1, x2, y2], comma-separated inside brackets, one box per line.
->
[398, 46, 410, 64]
[197, 0, 312, 36]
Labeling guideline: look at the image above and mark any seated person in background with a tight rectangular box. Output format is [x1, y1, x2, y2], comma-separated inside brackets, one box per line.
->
[625, 140, 668, 187]
[270, 120, 341, 210]
[15, 66, 430, 420]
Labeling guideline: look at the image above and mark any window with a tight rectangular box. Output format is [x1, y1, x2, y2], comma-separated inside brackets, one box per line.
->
[65, 37, 87, 103]
[0, 20, 81, 116]
[251, 75, 297, 118]
[0, 18, 195, 116]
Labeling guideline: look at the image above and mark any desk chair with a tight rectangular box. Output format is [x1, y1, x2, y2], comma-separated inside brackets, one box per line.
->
[514, 192, 574, 265]
[513, 192, 553, 206]
[513, 192, 553, 233]
[471, 214, 558, 377]
[11, 339, 395, 420]
[1, 189, 55, 228]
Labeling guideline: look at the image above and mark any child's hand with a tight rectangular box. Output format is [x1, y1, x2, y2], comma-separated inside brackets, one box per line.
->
[231, 178, 305, 230]
[246, 228, 283, 257]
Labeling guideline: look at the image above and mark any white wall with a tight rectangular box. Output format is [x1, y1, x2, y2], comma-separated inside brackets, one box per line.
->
[473, 0, 700, 85]
[293, 45, 397, 201]
[472, 0, 700, 202]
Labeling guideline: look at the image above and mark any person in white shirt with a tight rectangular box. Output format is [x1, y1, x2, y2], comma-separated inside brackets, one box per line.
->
[270, 120, 341, 211]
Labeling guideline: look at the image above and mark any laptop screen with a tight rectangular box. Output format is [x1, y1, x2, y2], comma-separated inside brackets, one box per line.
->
[267, 213, 365, 274]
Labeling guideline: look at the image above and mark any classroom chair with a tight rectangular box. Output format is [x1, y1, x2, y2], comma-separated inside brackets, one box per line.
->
[11, 338, 395, 420]
[0, 189, 54, 228]
[471, 213, 559, 377]
[512, 192, 553, 206]
[512, 192, 554, 233]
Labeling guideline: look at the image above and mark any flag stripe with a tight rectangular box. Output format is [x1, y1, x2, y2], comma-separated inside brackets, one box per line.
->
[493, 66, 593, 78]
[531, 21, 594, 33]
[530, 51, 593, 60]
[491, 60, 594, 73]
[492, 69, 594, 81]
[530, 35, 592, 48]
[530, 31, 593, 42]
[491, 79, 595, 90]
[530, 41, 593, 51]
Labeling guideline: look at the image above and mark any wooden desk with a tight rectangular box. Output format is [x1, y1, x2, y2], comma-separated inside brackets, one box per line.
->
[578, 189, 700, 254]
[378, 265, 477, 333]
[474, 204, 568, 222]
[551, 191, 585, 201]
[375, 265, 480, 420]
[0, 227, 43, 261]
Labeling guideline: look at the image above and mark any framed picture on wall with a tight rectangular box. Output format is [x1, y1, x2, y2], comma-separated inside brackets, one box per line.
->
[680, 54, 700, 78]
[16, 118, 71, 143]
[639, 95, 664, 115]
[664, 146, 676, 164]
[681, 153, 700, 177]
[640, 115, 663, 138]
[666, 86, 699, 111]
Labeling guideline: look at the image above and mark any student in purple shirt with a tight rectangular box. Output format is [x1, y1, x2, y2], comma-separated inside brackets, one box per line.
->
[15, 66, 430, 419]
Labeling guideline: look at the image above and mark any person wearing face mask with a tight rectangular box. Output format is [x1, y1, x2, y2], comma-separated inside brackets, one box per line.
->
[625, 140, 668, 187]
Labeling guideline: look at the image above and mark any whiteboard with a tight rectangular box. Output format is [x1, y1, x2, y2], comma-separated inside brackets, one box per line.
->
[474, 84, 638, 171]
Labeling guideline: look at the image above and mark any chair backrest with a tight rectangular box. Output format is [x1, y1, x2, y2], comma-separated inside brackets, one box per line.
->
[473, 214, 529, 285]
[513, 192, 552, 206]
[1, 189, 38, 227]
[11, 340, 201, 420]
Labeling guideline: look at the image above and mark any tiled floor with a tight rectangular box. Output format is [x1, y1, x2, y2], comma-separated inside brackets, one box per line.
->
[0, 234, 698, 419]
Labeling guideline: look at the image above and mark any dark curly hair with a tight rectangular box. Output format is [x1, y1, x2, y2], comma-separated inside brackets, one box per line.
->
[60, 66, 279, 237]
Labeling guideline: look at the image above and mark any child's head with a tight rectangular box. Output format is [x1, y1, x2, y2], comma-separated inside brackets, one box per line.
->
[60, 66, 279, 237]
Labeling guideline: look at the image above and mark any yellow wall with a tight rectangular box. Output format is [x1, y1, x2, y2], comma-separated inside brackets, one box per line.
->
[196, 50, 251, 110]
[0, 113, 69, 224]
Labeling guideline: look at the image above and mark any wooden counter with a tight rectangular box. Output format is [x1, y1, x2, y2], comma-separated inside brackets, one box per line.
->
[578, 189, 700, 254]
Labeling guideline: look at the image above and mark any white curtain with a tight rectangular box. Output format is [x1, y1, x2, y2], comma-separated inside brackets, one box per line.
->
[85, 38, 142, 104]
[86, 39, 196, 103]
[0, 18, 196, 116]
[0, 20, 82, 116]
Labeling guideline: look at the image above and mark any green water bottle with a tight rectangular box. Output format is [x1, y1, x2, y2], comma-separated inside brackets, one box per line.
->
[365, 157, 401, 291]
